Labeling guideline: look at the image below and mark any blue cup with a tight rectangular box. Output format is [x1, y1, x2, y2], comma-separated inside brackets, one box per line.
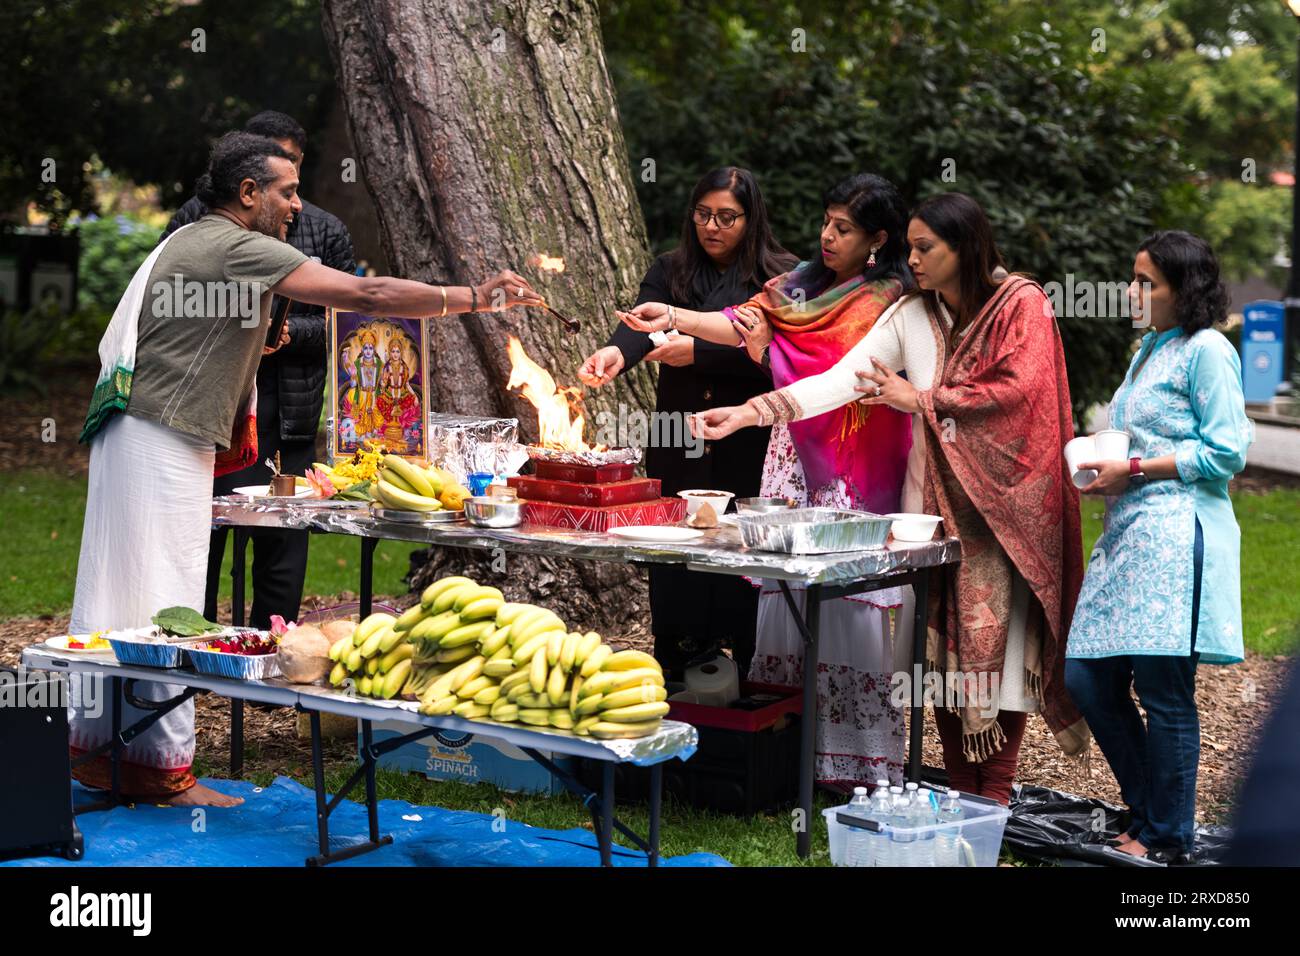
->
[467, 472, 494, 497]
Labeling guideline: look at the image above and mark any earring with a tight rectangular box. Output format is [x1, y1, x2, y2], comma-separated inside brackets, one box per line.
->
[866, 247, 877, 269]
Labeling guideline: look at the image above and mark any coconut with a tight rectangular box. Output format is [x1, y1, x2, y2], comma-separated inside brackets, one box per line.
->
[320, 619, 356, 645]
[277, 623, 332, 683]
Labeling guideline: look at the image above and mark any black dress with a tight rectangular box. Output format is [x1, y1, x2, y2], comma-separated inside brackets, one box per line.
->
[605, 253, 772, 678]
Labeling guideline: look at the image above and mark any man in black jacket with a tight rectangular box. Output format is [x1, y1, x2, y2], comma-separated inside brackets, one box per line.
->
[161, 111, 356, 628]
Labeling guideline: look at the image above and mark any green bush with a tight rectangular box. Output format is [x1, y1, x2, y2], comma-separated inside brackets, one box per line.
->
[75, 213, 158, 314]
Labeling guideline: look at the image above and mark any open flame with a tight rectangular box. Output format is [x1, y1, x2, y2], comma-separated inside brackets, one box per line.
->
[530, 253, 566, 274]
[505, 335, 602, 451]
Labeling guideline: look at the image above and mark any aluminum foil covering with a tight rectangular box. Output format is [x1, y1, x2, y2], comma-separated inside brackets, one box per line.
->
[212, 497, 961, 586]
[107, 626, 197, 668]
[426, 413, 520, 484]
[185, 645, 282, 681]
[736, 508, 893, 555]
[524, 445, 642, 468]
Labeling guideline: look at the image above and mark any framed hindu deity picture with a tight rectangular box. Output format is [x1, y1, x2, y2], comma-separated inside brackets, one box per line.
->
[327, 309, 429, 461]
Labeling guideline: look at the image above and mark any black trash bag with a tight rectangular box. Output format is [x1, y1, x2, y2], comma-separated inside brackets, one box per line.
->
[1003, 783, 1233, 867]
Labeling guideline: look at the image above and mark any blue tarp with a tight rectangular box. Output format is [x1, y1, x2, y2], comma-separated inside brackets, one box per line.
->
[2, 777, 730, 867]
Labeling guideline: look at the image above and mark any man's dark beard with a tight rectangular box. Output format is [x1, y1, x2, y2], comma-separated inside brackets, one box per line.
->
[254, 202, 285, 238]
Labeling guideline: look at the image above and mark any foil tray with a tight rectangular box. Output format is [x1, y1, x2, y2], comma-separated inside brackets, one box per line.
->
[185, 643, 282, 680]
[370, 507, 466, 524]
[107, 626, 206, 668]
[524, 445, 642, 468]
[736, 507, 892, 555]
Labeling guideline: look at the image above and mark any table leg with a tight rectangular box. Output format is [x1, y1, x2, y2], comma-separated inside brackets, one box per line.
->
[599, 762, 614, 867]
[361, 719, 380, 843]
[231, 528, 249, 627]
[360, 537, 377, 619]
[309, 710, 329, 858]
[109, 676, 122, 805]
[230, 699, 244, 778]
[648, 762, 662, 868]
[908, 571, 929, 784]
[797, 583, 822, 859]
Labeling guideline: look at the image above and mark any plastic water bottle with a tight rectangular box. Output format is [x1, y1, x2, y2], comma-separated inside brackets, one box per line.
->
[843, 787, 873, 867]
[935, 791, 966, 867]
[864, 783, 893, 867]
[913, 788, 938, 866]
[889, 785, 914, 865]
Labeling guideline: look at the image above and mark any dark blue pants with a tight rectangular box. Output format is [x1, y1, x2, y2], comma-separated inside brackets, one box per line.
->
[1065, 519, 1203, 853]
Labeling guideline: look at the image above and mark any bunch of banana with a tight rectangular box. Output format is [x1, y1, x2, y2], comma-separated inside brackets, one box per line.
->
[325, 611, 415, 699]
[374, 454, 474, 513]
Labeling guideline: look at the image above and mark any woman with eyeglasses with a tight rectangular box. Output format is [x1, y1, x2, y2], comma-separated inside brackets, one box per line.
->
[617, 173, 916, 790]
[578, 167, 796, 678]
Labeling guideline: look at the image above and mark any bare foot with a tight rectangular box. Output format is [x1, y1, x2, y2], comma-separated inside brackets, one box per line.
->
[165, 782, 244, 808]
[1115, 839, 1148, 858]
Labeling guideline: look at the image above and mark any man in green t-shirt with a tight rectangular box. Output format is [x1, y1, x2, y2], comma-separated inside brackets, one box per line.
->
[71, 131, 545, 807]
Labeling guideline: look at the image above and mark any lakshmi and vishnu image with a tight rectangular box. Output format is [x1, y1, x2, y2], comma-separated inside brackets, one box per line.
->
[334, 315, 425, 457]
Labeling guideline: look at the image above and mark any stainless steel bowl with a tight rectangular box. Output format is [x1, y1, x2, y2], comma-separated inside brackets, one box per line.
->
[734, 496, 799, 515]
[464, 495, 524, 528]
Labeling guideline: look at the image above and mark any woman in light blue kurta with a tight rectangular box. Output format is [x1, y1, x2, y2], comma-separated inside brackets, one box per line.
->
[1066, 231, 1252, 864]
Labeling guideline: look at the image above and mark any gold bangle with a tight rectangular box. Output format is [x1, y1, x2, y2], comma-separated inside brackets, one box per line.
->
[438, 285, 448, 318]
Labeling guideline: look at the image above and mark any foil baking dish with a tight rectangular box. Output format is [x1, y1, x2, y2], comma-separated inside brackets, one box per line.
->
[736, 508, 891, 554]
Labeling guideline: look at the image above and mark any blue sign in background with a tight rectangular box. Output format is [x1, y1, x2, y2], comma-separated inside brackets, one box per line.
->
[1242, 300, 1285, 403]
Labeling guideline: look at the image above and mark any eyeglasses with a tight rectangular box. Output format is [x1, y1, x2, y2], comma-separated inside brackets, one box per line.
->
[692, 206, 745, 230]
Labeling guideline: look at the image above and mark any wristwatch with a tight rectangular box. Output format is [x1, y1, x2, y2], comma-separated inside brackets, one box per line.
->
[1129, 457, 1148, 487]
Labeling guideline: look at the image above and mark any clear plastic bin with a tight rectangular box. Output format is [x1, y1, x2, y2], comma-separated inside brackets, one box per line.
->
[824, 791, 1010, 866]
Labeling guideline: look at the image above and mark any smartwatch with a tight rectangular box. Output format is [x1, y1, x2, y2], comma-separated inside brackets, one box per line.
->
[1129, 457, 1148, 488]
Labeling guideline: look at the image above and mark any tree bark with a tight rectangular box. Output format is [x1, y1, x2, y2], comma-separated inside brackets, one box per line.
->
[321, 0, 656, 629]
[320, 0, 656, 422]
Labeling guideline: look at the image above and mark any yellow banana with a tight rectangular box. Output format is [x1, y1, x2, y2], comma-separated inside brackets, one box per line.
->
[358, 626, 388, 658]
[383, 454, 437, 498]
[345, 648, 364, 672]
[568, 674, 585, 715]
[574, 715, 601, 735]
[529, 647, 549, 694]
[574, 631, 603, 667]
[511, 612, 565, 648]
[599, 701, 669, 722]
[506, 682, 532, 703]
[421, 694, 459, 716]
[546, 631, 565, 667]
[354, 612, 396, 646]
[490, 701, 519, 722]
[580, 643, 613, 678]
[483, 659, 518, 679]
[456, 588, 503, 615]
[457, 675, 494, 700]
[516, 692, 552, 709]
[378, 642, 415, 674]
[474, 684, 502, 705]
[377, 625, 408, 655]
[432, 582, 476, 615]
[511, 631, 556, 667]
[393, 603, 427, 632]
[546, 663, 568, 706]
[517, 708, 551, 727]
[448, 655, 485, 693]
[376, 478, 442, 512]
[329, 661, 348, 686]
[580, 667, 664, 699]
[600, 650, 662, 672]
[421, 576, 475, 609]
[500, 670, 532, 694]
[382, 469, 418, 494]
[574, 693, 604, 717]
[381, 659, 412, 699]
[434, 644, 478, 665]
[494, 603, 534, 626]
[410, 610, 462, 643]
[441, 620, 493, 649]
[365, 657, 381, 676]
[598, 684, 669, 710]
[358, 675, 374, 696]
[480, 626, 511, 657]
[549, 710, 575, 730]
[559, 633, 580, 673]
[328, 635, 353, 662]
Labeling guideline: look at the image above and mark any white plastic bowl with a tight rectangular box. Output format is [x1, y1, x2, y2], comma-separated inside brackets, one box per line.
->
[677, 489, 735, 520]
[886, 513, 942, 542]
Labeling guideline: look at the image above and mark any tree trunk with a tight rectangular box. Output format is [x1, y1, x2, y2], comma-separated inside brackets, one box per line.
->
[321, 0, 656, 632]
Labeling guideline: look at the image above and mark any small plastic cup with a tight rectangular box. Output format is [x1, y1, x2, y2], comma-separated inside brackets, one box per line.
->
[1093, 429, 1131, 461]
[1063, 436, 1098, 489]
[467, 471, 494, 497]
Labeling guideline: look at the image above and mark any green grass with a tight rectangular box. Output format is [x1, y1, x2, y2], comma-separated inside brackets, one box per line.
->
[0, 469, 419, 617]
[190, 754, 838, 866]
[4, 468, 1298, 656]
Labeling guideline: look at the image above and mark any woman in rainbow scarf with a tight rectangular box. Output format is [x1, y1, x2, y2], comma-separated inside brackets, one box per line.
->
[619, 173, 914, 789]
